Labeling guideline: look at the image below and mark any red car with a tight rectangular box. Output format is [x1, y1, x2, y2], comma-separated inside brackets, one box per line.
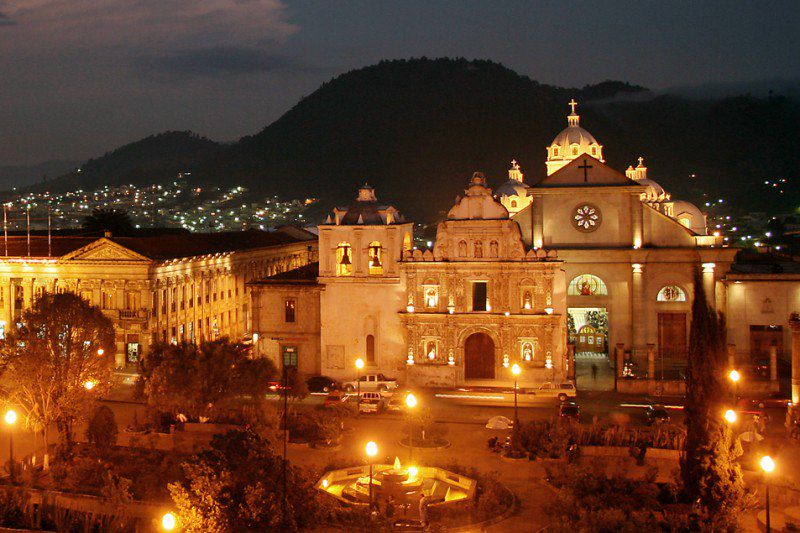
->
[737, 394, 791, 411]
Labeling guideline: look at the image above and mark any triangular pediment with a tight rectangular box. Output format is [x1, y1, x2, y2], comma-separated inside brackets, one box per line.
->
[61, 238, 151, 262]
[535, 155, 643, 188]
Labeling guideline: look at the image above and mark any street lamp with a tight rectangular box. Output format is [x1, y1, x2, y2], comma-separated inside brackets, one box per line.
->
[84, 380, 96, 391]
[161, 512, 176, 531]
[760, 455, 775, 532]
[355, 358, 365, 400]
[4, 409, 16, 483]
[406, 393, 417, 460]
[365, 441, 378, 513]
[729, 369, 740, 401]
[97, 348, 104, 356]
[511, 363, 521, 423]
[724, 409, 737, 424]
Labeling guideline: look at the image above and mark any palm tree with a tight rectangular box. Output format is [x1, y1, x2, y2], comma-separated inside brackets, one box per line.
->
[83, 208, 134, 236]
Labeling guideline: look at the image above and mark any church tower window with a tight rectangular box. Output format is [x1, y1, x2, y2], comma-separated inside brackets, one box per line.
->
[336, 242, 353, 276]
[368, 241, 383, 275]
[571, 146, 579, 156]
[366, 334, 375, 364]
[553, 147, 559, 157]
[510, 200, 517, 208]
[591, 146, 597, 156]
[472, 281, 488, 311]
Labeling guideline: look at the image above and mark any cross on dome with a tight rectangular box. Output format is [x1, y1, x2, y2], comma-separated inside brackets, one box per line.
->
[511, 159, 520, 170]
[569, 99, 578, 114]
[637, 156, 645, 167]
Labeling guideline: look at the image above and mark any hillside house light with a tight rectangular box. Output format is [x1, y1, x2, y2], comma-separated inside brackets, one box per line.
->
[97, 348, 104, 356]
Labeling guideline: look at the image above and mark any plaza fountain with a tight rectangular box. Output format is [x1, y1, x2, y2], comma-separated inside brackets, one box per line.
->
[316, 457, 476, 508]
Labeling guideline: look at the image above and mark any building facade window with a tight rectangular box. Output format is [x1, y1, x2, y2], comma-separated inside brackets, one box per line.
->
[285, 299, 296, 323]
[336, 242, 353, 276]
[368, 241, 383, 275]
[366, 334, 375, 364]
[657, 285, 686, 302]
[568, 274, 608, 296]
[472, 281, 488, 311]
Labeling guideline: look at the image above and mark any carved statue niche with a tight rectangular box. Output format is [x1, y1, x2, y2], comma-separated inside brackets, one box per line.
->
[474, 240, 483, 258]
[489, 240, 499, 258]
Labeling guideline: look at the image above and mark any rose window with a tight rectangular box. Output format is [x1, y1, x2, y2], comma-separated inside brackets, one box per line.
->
[572, 204, 602, 232]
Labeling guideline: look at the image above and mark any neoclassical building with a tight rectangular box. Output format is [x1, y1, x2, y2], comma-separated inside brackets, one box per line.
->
[251, 102, 800, 393]
[0, 227, 315, 367]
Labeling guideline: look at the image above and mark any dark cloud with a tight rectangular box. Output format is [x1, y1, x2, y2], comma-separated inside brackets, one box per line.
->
[138, 47, 320, 78]
[0, 12, 14, 26]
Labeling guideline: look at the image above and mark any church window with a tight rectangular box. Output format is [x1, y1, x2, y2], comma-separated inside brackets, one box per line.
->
[571, 146, 579, 156]
[368, 241, 383, 275]
[102, 290, 115, 310]
[474, 240, 483, 258]
[336, 242, 353, 276]
[489, 240, 499, 258]
[366, 334, 375, 363]
[678, 217, 691, 228]
[568, 274, 608, 296]
[284, 299, 296, 322]
[458, 240, 467, 257]
[424, 286, 438, 308]
[472, 281, 488, 311]
[553, 147, 560, 157]
[657, 285, 686, 302]
[572, 204, 602, 232]
[403, 233, 412, 251]
[125, 291, 140, 310]
[521, 341, 534, 362]
[510, 200, 517, 208]
[591, 146, 597, 156]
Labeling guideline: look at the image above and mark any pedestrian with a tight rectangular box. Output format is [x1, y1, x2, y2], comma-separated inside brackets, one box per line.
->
[591, 363, 598, 381]
[386, 496, 396, 519]
[418, 492, 430, 527]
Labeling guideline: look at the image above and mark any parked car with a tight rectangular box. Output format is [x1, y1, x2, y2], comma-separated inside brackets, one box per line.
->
[307, 375, 339, 393]
[558, 402, 581, 422]
[358, 392, 384, 414]
[645, 405, 671, 426]
[737, 394, 791, 411]
[267, 381, 290, 393]
[343, 373, 399, 393]
[535, 381, 577, 402]
[323, 390, 349, 407]
[385, 396, 407, 413]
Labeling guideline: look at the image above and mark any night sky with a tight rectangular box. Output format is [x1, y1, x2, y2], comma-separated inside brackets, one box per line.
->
[1, 0, 798, 166]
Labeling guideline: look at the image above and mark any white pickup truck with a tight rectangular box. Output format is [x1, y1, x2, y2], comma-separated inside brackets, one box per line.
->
[532, 381, 577, 402]
[343, 373, 399, 393]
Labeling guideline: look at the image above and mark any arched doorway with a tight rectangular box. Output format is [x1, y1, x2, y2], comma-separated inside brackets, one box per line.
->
[464, 332, 495, 380]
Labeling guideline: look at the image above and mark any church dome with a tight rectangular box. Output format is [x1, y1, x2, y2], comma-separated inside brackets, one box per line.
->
[324, 184, 405, 226]
[638, 179, 668, 202]
[546, 100, 604, 176]
[672, 200, 707, 236]
[447, 172, 509, 220]
[495, 180, 527, 198]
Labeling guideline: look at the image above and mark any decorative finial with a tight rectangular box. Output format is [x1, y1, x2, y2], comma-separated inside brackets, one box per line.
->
[569, 99, 578, 114]
[511, 159, 519, 170]
[637, 156, 644, 167]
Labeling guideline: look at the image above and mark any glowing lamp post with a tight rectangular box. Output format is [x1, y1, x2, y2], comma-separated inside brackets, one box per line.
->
[729, 369, 740, 401]
[355, 358, 365, 400]
[96, 348, 104, 356]
[84, 380, 96, 391]
[365, 441, 378, 513]
[724, 409, 737, 424]
[511, 363, 521, 423]
[761, 455, 775, 532]
[406, 392, 417, 460]
[4, 409, 16, 483]
[161, 512, 176, 531]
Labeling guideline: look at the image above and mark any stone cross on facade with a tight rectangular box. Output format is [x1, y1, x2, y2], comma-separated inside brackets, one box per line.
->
[578, 159, 593, 182]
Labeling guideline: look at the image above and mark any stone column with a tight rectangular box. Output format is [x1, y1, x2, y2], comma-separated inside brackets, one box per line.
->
[789, 315, 800, 406]
[727, 343, 736, 369]
[3, 279, 11, 327]
[533, 195, 544, 249]
[647, 343, 656, 379]
[770, 345, 778, 383]
[567, 343, 575, 380]
[615, 343, 625, 378]
[631, 194, 643, 248]
[702, 263, 716, 309]
[631, 263, 645, 351]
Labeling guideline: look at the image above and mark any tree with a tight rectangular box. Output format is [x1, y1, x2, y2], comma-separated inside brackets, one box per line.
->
[82, 208, 134, 236]
[681, 271, 746, 521]
[86, 405, 118, 453]
[136, 340, 278, 419]
[168, 430, 325, 531]
[0, 293, 114, 458]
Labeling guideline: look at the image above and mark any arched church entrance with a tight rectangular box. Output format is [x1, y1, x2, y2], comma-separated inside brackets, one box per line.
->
[464, 332, 495, 380]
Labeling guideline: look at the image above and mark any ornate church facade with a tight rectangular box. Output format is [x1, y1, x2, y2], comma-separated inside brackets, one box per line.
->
[251, 102, 800, 393]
